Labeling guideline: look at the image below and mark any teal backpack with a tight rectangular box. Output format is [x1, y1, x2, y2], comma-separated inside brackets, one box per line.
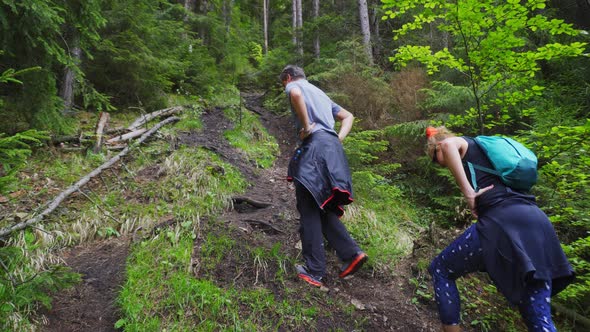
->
[466, 136, 538, 192]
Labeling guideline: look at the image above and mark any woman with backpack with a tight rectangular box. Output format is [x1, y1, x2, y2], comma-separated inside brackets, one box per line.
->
[426, 126, 575, 332]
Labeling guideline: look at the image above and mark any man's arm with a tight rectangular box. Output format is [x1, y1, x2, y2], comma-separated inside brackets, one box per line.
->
[335, 108, 353, 141]
[289, 87, 314, 139]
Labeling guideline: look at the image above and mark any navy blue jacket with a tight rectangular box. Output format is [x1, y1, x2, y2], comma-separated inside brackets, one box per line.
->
[288, 131, 353, 216]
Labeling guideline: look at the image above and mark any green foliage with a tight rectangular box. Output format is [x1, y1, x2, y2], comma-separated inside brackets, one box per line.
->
[84, 1, 184, 110]
[383, 0, 587, 133]
[159, 147, 248, 216]
[256, 47, 297, 90]
[223, 106, 279, 169]
[0, 68, 73, 134]
[173, 104, 204, 131]
[0, 233, 80, 331]
[344, 171, 419, 272]
[201, 233, 235, 271]
[531, 120, 590, 313]
[0, 0, 106, 132]
[420, 81, 475, 119]
[344, 130, 389, 170]
[310, 52, 396, 129]
[0, 130, 48, 193]
[247, 41, 263, 66]
[117, 204, 319, 330]
[456, 276, 525, 331]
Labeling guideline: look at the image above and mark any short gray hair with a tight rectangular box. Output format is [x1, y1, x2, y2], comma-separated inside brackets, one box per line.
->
[279, 65, 306, 81]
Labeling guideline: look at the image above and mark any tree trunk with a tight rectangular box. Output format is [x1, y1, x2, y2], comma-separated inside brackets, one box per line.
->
[223, 0, 233, 34]
[183, 0, 196, 39]
[296, 0, 303, 56]
[127, 106, 183, 131]
[358, 0, 373, 64]
[197, 0, 209, 43]
[370, 4, 381, 62]
[93, 112, 110, 153]
[313, 0, 320, 59]
[292, 0, 297, 47]
[60, 27, 81, 114]
[263, 0, 269, 54]
[184, 0, 196, 12]
[106, 128, 148, 144]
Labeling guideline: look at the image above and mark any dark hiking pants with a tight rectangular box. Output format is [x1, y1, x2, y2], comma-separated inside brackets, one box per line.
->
[295, 183, 359, 277]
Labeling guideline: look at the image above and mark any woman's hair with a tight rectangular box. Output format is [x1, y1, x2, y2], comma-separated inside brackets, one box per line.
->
[425, 126, 456, 158]
[279, 65, 306, 81]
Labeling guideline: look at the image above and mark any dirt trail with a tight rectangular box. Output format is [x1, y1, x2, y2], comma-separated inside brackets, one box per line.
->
[41, 238, 129, 332]
[42, 92, 442, 331]
[220, 92, 441, 331]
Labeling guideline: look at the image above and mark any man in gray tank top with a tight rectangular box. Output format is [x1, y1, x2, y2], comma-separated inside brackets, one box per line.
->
[280, 65, 368, 288]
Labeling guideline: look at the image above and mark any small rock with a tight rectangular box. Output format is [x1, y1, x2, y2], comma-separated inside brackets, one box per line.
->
[365, 304, 377, 312]
[351, 298, 365, 310]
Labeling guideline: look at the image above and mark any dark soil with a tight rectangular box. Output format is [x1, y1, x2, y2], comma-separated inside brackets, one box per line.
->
[41, 238, 129, 332]
[41, 92, 443, 331]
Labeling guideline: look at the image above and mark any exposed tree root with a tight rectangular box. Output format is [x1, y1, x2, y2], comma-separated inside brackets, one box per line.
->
[232, 196, 272, 208]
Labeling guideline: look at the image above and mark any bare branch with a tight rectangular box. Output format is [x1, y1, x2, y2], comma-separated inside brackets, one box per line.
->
[0, 116, 180, 238]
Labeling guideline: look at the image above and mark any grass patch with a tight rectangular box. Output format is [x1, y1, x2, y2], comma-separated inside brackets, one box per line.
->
[173, 104, 204, 132]
[342, 171, 423, 273]
[118, 220, 321, 331]
[223, 106, 279, 169]
[0, 231, 80, 331]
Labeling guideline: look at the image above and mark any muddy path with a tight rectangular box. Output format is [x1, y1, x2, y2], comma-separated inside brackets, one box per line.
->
[42, 92, 442, 331]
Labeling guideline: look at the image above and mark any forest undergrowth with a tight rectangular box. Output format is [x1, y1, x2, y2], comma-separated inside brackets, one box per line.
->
[0, 88, 583, 331]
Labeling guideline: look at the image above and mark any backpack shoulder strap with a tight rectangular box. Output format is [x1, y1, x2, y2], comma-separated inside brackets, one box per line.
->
[466, 161, 480, 192]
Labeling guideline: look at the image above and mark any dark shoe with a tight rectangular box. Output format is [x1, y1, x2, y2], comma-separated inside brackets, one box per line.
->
[339, 252, 368, 278]
[295, 265, 324, 287]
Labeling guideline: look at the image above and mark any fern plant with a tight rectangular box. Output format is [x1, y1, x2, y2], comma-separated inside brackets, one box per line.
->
[0, 130, 48, 194]
[0, 237, 80, 331]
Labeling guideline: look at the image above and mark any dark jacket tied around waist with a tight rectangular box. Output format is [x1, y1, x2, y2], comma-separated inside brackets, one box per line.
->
[287, 130, 353, 217]
[463, 137, 575, 304]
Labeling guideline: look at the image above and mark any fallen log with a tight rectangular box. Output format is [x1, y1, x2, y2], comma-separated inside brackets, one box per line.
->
[127, 106, 183, 131]
[104, 127, 126, 135]
[0, 116, 180, 238]
[51, 127, 125, 146]
[93, 112, 110, 153]
[106, 128, 147, 144]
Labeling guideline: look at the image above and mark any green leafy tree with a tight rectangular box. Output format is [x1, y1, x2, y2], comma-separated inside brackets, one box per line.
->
[382, 0, 587, 134]
[532, 120, 590, 314]
[0, 66, 48, 193]
[0, 0, 106, 133]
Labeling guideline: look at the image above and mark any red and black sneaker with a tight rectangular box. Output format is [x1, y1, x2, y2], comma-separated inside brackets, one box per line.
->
[339, 252, 368, 278]
[295, 265, 324, 287]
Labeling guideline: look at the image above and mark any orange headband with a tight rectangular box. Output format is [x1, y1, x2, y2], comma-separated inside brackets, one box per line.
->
[426, 126, 438, 138]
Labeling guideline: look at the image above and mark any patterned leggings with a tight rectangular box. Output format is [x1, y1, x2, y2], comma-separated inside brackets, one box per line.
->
[428, 224, 556, 331]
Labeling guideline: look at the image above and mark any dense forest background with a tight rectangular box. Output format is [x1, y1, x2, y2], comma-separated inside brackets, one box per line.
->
[1, 0, 589, 330]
